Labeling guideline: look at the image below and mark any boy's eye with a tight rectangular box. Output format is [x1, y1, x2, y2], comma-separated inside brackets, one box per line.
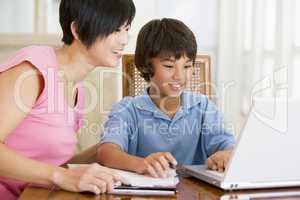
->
[184, 65, 192, 69]
[163, 65, 173, 68]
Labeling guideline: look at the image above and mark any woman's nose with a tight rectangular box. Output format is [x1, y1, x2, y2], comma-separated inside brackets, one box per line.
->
[119, 31, 129, 46]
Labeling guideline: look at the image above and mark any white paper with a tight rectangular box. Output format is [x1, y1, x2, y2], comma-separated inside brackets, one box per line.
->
[111, 168, 179, 188]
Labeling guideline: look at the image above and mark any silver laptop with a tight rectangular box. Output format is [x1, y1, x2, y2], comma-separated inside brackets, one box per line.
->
[181, 97, 300, 190]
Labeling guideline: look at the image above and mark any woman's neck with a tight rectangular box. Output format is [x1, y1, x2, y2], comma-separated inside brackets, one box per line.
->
[55, 43, 94, 82]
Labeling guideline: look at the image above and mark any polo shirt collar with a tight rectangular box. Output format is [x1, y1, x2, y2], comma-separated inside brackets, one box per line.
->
[134, 89, 203, 120]
[181, 90, 204, 110]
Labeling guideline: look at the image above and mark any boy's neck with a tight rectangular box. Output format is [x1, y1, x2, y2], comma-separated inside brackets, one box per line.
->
[148, 88, 181, 119]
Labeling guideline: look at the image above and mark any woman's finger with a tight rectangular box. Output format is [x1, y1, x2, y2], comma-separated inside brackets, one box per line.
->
[94, 171, 114, 187]
[111, 173, 129, 185]
[89, 177, 109, 193]
[81, 183, 101, 195]
[95, 165, 129, 184]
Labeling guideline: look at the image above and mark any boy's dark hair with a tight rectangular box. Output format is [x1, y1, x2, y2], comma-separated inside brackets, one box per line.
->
[59, 0, 135, 48]
[135, 18, 197, 82]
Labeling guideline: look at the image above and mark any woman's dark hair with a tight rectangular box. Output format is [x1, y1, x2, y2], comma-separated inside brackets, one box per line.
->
[135, 18, 197, 82]
[59, 0, 135, 47]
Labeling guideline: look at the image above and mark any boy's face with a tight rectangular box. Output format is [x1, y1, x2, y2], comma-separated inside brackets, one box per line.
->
[150, 55, 193, 98]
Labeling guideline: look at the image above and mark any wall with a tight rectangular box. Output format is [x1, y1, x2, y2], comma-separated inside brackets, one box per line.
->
[0, 0, 35, 33]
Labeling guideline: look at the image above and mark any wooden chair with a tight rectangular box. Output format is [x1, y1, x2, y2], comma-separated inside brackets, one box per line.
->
[122, 54, 211, 97]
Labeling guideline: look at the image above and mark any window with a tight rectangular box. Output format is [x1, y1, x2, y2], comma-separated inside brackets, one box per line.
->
[0, 0, 61, 34]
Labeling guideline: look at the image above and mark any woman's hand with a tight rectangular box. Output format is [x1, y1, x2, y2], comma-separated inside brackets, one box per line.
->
[135, 152, 177, 178]
[52, 163, 128, 194]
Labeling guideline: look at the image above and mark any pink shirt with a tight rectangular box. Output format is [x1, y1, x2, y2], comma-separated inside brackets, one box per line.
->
[0, 46, 85, 199]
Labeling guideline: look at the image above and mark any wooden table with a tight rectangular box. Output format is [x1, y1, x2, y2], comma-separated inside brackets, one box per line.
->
[19, 177, 300, 200]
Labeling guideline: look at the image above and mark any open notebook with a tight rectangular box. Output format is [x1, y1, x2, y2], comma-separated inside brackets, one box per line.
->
[112, 168, 178, 187]
[111, 168, 178, 195]
[68, 164, 179, 195]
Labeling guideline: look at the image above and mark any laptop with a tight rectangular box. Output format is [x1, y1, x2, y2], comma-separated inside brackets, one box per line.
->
[180, 97, 300, 190]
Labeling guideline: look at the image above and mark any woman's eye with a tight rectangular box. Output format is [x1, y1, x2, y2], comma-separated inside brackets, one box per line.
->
[185, 65, 192, 69]
[163, 65, 173, 68]
[116, 26, 130, 33]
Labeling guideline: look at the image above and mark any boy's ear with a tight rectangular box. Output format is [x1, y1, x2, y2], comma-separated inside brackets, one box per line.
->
[70, 21, 80, 41]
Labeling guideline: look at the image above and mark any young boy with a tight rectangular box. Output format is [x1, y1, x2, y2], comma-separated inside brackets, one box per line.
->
[97, 18, 235, 178]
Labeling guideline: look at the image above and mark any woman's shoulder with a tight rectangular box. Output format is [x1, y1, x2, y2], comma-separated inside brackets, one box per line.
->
[0, 46, 55, 107]
[16, 45, 57, 66]
[0, 45, 57, 72]
[17, 45, 53, 54]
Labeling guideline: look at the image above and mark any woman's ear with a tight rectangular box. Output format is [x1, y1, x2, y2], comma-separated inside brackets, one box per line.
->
[70, 21, 80, 41]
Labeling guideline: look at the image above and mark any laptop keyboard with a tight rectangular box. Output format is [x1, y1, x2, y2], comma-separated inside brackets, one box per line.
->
[206, 170, 224, 178]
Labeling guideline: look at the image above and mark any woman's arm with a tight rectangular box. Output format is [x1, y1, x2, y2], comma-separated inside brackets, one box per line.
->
[0, 143, 62, 185]
[0, 62, 54, 184]
[0, 62, 126, 194]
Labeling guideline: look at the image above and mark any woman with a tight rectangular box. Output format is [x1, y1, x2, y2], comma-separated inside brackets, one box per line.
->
[0, 0, 135, 198]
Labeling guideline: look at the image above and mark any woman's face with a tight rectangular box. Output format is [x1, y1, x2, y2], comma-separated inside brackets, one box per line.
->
[87, 23, 130, 67]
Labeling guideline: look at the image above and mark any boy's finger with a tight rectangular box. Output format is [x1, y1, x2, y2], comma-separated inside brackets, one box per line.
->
[158, 156, 170, 171]
[206, 157, 217, 170]
[151, 160, 166, 178]
[216, 159, 223, 170]
[224, 158, 229, 169]
[147, 165, 159, 178]
[165, 152, 178, 166]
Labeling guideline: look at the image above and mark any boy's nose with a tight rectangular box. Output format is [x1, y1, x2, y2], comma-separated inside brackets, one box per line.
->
[173, 68, 185, 81]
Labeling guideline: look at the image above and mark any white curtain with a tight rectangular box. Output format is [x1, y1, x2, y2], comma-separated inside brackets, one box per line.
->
[217, 0, 296, 134]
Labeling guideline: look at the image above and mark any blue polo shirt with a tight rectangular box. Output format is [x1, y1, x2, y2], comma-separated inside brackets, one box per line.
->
[100, 90, 235, 165]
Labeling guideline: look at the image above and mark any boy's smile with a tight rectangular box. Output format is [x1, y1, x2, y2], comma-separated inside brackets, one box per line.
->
[168, 82, 183, 93]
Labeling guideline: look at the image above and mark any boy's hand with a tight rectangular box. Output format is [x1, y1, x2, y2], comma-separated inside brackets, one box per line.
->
[136, 152, 177, 178]
[205, 149, 232, 172]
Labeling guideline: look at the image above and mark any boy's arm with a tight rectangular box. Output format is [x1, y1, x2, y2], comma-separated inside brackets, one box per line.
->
[97, 142, 143, 172]
[97, 98, 177, 178]
[95, 98, 139, 169]
[97, 143, 177, 178]
[200, 98, 235, 171]
[66, 143, 100, 164]
[201, 99, 235, 156]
